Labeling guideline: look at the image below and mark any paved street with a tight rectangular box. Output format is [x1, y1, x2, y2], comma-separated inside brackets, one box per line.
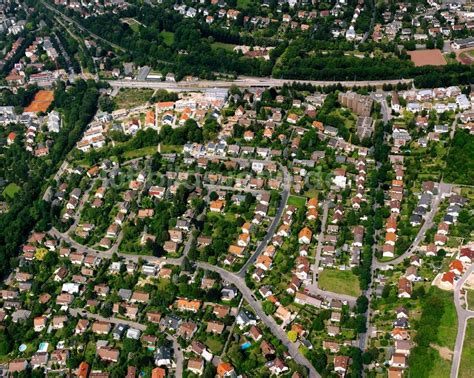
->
[43, 161, 68, 202]
[194, 262, 320, 378]
[311, 200, 329, 283]
[237, 165, 290, 277]
[374, 182, 452, 269]
[451, 264, 474, 378]
[305, 201, 357, 306]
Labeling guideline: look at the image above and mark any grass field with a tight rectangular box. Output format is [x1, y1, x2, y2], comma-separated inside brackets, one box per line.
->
[121, 18, 142, 32]
[460, 319, 474, 378]
[211, 42, 236, 52]
[237, 0, 251, 8]
[288, 195, 307, 208]
[114, 88, 154, 109]
[3, 183, 21, 198]
[205, 336, 223, 354]
[467, 289, 474, 311]
[437, 290, 457, 349]
[429, 352, 453, 378]
[409, 287, 457, 376]
[318, 269, 361, 297]
[129, 22, 140, 33]
[160, 31, 175, 46]
[122, 145, 182, 160]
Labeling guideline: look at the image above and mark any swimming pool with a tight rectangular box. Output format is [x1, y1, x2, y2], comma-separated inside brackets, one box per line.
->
[37, 342, 49, 352]
[241, 341, 251, 350]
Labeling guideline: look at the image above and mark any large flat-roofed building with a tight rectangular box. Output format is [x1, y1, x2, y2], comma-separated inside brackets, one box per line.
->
[338, 91, 373, 117]
[452, 37, 474, 50]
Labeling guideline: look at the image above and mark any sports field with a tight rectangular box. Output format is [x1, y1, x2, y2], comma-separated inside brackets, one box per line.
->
[408, 49, 447, 67]
[24, 90, 54, 113]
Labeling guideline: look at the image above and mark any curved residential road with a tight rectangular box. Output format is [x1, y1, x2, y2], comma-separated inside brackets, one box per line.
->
[52, 226, 319, 376]
[374, 182, 452, 269]
[194, 262, 320, 378]
[451, 263, 474, 378]
[237, 165, 290, 278]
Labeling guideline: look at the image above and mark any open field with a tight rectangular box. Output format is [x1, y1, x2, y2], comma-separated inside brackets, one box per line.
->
[24, 90, 54, 113]
[436, 291, 457, 349]
[160, 31, 175, 46]
[122, 145, 182, 160]
[211, 42, 237, 52]
[287, 195, 307, 208]
[318, 269, 361, 297]
[3, 183, 20, 198]
[121, 18, 142, 32]
[408, 49, 447, 67]
[460, 319, 474, 378]
[113, 88, 154, 109]
[237, 0, 251, 8]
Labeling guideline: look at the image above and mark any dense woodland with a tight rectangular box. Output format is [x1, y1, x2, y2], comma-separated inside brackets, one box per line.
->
[444, 130, 474, 185]
[0, 80, 100, 276]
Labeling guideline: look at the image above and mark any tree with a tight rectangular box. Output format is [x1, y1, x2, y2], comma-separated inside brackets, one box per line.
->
[0, 333, 11, 355]
[287, 330, 298, 343]
[99, 96, 116, 112]
[262, 301, 276, 315]
[356, 295, 369, 314]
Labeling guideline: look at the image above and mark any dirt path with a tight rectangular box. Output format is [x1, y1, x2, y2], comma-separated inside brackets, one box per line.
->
[431, 343, 454, 361]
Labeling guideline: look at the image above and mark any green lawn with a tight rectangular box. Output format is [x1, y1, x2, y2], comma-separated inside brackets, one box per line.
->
[159, 144, 183, 153]
[460, 319, 474, 378]
[160, 31, 175, 46]
[120, 18, 142, 32]
[429, 352, 453, 378]
[3, 183, 21, 198]
[205, 336, 223, 354]
[287, 195, 307, 208]
[129, 22, 140, 33]
[123, 145, 158, 160]
[318, 269, 361, 297]
[120, 144, 182, 160]
[437, 290, 457, 349]
[114, 88, 154, 109]
[467, 289, 474, 311]
[237, 0, 251, 8]
[211, 42, 236, 52]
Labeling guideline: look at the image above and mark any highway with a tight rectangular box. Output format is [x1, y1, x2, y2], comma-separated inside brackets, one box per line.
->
[107, 77, 413, 91]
